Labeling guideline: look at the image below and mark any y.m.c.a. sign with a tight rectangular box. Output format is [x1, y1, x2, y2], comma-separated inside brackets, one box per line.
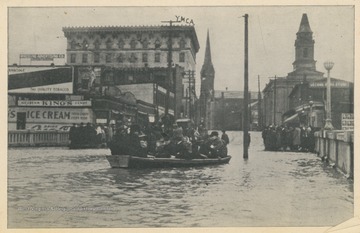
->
[175, 15, 195, 26]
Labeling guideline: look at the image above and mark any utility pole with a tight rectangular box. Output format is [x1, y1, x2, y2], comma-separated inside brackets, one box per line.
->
[161, 19, 179, 118]
[243, 14, 249, 159]
[273, 75, 277, 125]
[258, 75, 262, 130]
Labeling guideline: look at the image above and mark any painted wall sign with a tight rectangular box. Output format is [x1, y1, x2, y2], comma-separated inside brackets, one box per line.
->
[341, 113, 354, 131]
[175, 15, 195, 26]
[309, 80, 350, 88]
[20, 54, 65, 61]
[8, 107, 93, 124]
[8, 67, 73, 94]
[18, 100, 91, 107]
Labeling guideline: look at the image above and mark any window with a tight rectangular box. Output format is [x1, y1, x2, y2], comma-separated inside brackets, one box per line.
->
[82, 53, 88, 63]
[94, 53, 100, 63]
[179, 52, 185, 62]
[179, 38, 186, 49]
[130, 39, 137, 49]
[155, 53, 160, 62]
[117, 53, 124, 63]
[118, 39, 125, 49]
[142, 53, 148, 62]
[142, 39, 149, 49]
[106, 54, 112, 63]
[94, 40, 100, 50]
[70, 54, 76, 63]
[303, 48, 308, 58]
[106, 39, 112, 49]
[130, 53, 137, 63]
[70, 40, 77, 50]
[82, 40, 88, 50]
[155, 39, 161, 49]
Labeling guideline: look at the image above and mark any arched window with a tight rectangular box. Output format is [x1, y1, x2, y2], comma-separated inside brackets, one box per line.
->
[118, 39, 125, 49]
[70, 40, 77, 50]
[155, 39, 161, 49]
[130, 39, 137, 49]
[179, 38, 186, 49]
[94, 40, 100, 50]
[106, 39, 112, 50]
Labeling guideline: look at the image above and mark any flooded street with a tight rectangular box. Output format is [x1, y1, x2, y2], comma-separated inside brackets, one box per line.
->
[8, 131, 353, 228]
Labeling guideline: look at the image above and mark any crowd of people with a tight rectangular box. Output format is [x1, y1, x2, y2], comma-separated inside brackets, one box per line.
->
[108, 121, 230, 159]
[262, 125, 316, 152]
[69, 122, 114, 148]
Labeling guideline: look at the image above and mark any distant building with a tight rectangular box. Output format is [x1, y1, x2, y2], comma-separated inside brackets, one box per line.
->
[213, 90, 258, 130]
[262, 14, 324, 126]
[199, 30, 215, 129]
[284, 78, 353, 129]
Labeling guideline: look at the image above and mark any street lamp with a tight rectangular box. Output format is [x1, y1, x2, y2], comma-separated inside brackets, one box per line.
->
[323, 61, 334, 130]
[309, 100, 314, 127]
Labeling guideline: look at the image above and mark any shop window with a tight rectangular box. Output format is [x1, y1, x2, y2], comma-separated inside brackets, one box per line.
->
[70, 54, 76, 63]
[155, 53, 160, 62]
[179, 52, 185, 62]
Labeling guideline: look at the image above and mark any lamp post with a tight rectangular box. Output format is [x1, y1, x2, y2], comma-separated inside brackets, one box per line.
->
[323, 61, 334, 130]
[309, 100, 314, 127]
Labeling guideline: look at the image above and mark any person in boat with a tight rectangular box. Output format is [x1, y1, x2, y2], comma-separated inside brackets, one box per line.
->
[221, 130, 230, 146]
[127, 124, 148, 157]
[200, 131, 228, 158]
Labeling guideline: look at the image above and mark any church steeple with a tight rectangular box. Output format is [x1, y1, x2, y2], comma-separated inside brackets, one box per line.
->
[292, 14, 316, 71]
[200, 30, 215, 95]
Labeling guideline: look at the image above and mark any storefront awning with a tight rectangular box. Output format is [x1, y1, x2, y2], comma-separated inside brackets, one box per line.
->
[283, 113, 299, 124]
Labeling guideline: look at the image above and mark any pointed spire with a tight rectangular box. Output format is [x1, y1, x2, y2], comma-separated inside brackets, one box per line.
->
[298, 13, 312, 33]
[204, 29, 212, 64]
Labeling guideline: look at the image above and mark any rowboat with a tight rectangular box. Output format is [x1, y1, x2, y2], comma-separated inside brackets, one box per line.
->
[105, 154, 231, 169]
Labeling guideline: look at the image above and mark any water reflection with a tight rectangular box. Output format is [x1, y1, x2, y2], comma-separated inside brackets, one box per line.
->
[8, 132, 353, 228]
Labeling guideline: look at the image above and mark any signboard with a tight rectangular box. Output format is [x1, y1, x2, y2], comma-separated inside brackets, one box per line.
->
[309, 80, 350, 88]
[18, 100, 91, 107]
[20, 54, 65, 61]
[8, 67, 73, 94]
[8, 107, 93, 124]
[341, 113, 354, 131]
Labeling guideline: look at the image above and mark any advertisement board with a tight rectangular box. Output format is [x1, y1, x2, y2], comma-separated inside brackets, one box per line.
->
[8, 107, 94, 124]
[341, 113, 354, 131]
[18, 100, 91, 107]
[8, 67, 73, 94]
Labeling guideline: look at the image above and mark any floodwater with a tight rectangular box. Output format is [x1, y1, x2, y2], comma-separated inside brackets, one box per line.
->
[8, 132, 353, 228]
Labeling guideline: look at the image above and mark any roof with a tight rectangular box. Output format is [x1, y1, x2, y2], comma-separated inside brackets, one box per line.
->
[62, 25, 200, 53]
[298, 14, 312, 33]
[214, 90, 259, 99]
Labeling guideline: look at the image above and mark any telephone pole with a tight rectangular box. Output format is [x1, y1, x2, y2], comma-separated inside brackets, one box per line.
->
[161, 19, 180, 118]
[243, 14, 249, 159]
[273, 75, 277, 125]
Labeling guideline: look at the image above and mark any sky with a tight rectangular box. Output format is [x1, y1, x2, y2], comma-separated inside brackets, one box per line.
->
[8, 6, 354, 93]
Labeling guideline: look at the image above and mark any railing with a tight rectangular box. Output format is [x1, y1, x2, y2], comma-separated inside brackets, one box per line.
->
[8, 130, 69, 147]
[314, 130, 353, 178]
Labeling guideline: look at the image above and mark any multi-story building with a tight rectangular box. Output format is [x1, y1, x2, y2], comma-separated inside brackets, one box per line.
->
[62, 25, 200, 120]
